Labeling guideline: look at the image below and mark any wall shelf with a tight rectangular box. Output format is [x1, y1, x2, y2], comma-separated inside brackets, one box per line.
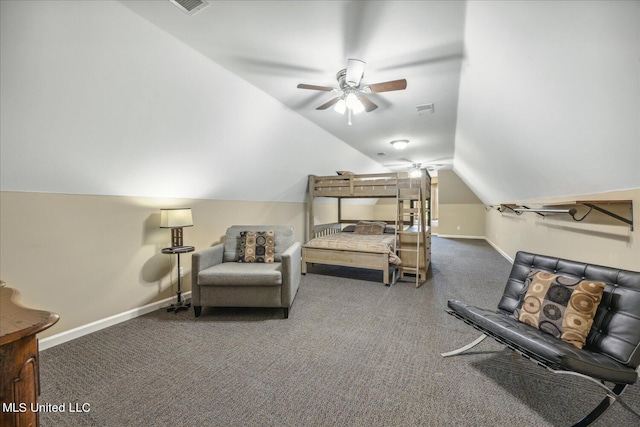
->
[487, 200, 634, 231]
[546, 200, 633, 231]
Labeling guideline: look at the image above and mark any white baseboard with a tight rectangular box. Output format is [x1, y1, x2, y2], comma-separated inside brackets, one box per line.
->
[484, 237, 514, 264]
[434, 234, 514, 264]
[39, 292, 191, 351]
[434, 234, 485, 240]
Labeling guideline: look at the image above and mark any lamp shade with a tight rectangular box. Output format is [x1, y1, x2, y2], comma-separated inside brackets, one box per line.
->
[160, 208, 193, 228]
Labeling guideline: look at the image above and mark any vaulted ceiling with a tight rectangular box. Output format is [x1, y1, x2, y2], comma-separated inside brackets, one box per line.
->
[119, 0, 640, 203]
[120, 0, 467, 175]
[2, 1, 638, 204]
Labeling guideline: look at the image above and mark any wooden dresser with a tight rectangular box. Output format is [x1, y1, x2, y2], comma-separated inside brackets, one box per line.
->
[0, 282, 59, 427]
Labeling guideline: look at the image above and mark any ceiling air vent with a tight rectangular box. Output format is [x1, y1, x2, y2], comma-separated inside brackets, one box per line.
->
[416, 103, 435, 116]
[169, 0, 210, 15]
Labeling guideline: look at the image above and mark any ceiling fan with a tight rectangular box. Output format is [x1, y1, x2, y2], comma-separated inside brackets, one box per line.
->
[385, 157, 451, 175]
[297, 59, 407, 125]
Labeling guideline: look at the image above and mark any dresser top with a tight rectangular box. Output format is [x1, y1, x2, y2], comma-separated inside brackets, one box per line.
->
[0, 282, 59, 346]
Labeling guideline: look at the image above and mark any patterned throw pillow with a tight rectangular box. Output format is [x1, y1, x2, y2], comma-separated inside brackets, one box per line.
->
[353, 221, 386, 235]
[512, 270, 605, 349]
[237, 230, 275, 263]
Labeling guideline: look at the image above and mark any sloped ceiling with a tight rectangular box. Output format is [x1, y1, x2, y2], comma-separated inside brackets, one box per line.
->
[120, 0, 640, 203]
[119, 0, 467, 174]
[0, 0, 387, 203]
[455, 0, 640, 204]
[2, 1, 638, 204]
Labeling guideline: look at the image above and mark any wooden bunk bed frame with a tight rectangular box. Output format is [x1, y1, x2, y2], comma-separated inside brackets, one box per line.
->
[303, 171, 431, 285]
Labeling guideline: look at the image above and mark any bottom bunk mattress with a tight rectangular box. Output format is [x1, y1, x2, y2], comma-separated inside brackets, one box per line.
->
[303, 232, 401, 266]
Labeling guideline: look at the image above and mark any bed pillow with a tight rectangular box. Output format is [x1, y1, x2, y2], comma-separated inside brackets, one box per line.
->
[237, 230, 275, 263]
[343, 224, 395, 234]
[511, 270, 605, 349]
[354, 221, 386, 235]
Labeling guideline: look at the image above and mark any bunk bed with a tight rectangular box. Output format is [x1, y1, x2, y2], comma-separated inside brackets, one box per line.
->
[303, 171, 431, 285]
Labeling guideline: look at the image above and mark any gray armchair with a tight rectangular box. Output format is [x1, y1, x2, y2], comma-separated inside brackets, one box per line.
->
[191, 225, 301, 318]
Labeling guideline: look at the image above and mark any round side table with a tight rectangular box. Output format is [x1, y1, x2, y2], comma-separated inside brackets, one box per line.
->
[161, 246, 195, 313]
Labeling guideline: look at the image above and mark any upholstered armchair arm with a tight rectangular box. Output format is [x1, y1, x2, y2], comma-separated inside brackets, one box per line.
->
[280, 241, 302, 308]
[191, 243, 224, 306]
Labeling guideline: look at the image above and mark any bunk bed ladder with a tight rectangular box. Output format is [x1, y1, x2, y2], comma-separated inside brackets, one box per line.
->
[396, 186, 424, 287]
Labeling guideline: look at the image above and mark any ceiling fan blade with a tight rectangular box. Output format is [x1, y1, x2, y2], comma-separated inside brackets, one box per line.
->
[359, 95, 378, 112]
[316, 97, 341, 110]
[297, 83, 335, 92]
[346, 59, 366, 87]
[367, 79, 407, 93]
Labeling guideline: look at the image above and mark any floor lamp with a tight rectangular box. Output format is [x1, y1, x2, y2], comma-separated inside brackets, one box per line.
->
[160, 208, 194, 313]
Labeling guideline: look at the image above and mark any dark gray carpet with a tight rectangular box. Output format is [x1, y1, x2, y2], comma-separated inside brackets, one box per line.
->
[39, 237, 640, 426]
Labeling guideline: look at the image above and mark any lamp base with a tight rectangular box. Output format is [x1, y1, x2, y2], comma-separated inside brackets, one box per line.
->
[167, 296, 191, 313]
[171, 227, 184, 248]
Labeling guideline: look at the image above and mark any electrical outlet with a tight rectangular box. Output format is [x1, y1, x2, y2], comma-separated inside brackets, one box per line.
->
[456, 226, 461, 230]
[179, 267, 184, 277]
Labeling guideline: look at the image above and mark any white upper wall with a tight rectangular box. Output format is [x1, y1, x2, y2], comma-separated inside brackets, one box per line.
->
[0, 0, 386, 203]
[455, 0, 640, 204]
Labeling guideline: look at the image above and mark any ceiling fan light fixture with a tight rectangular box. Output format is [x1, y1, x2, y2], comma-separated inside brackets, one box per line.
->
[352, 100, 365, 114]
[390, 140, 409, 150]
[409, 163, 422, 178]
[334, 98, 346, 114]
[345, 92, 365, 114]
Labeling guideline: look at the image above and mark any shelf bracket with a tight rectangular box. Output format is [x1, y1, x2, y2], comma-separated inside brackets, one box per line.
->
[582, 203, 634, 231]
[493, 200, 634, 232]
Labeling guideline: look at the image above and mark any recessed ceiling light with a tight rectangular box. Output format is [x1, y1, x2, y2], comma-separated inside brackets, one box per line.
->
[390, 140, 409, 150]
